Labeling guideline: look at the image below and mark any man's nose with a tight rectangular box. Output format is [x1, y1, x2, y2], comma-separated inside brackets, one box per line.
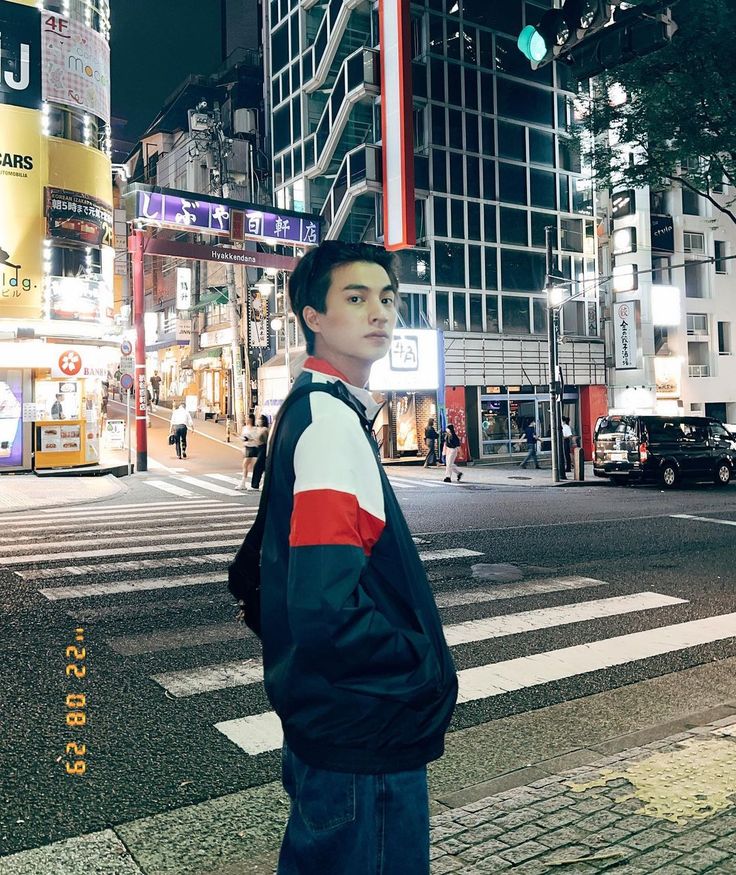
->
[369, 297, 390, 323]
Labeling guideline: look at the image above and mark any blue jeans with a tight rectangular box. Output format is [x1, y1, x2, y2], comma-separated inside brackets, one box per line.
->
[278, 745, 430, 874]
[520, 443, 539, 468]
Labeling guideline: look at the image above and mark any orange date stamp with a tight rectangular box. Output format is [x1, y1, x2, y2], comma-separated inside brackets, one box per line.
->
[64, 626, 87, 776]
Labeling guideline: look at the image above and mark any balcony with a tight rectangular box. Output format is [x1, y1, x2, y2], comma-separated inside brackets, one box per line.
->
[688, 364, 711, 377]
[305, 48, 379, 179]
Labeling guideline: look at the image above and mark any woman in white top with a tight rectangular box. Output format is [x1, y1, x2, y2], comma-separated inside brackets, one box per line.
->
[237, 413, 260, 490]
[169, 402, 194, 459]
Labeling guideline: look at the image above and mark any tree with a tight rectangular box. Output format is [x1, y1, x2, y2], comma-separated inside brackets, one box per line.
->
[575, 0, 736, 225]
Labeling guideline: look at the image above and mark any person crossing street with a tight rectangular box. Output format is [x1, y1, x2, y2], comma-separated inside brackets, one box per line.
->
[169, 402, 194, 459]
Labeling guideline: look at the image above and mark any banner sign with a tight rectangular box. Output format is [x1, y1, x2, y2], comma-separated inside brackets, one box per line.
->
[613, 298, 639, 370]
[0, 0, 41, 110]
[176, 267, 192, 310]
[48, 275, 113, 323]
[650, 213, 674, 253]
[45, 186, 113, 247]
[134, 189, 321, 246]
[41, 12, 110, 123]
[131, 236, 300, 271]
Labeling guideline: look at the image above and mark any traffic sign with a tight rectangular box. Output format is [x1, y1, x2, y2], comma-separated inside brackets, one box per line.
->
[119, 355, 134, 375]
[120, 373, 134, 391]
[120, 340, 133, 356]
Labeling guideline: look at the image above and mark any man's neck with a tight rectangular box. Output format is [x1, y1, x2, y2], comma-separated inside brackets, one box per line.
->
[310, 348, 371, 388]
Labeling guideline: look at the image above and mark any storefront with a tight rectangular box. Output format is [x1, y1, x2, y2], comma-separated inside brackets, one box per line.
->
[0, 342, 117, 472]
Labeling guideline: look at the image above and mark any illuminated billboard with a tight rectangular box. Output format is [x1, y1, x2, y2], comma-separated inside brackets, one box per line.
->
[369, 329, 440, 391]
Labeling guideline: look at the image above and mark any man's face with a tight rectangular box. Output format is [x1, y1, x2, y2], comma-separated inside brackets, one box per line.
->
[306, 261, 397, 370]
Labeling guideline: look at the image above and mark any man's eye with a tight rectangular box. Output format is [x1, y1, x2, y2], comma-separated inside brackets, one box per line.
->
[383, 297, 395, 306]
[348, 295, 362, 303]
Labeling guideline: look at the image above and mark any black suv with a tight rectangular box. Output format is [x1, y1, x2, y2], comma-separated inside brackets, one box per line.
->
[593, 415, 735, 488]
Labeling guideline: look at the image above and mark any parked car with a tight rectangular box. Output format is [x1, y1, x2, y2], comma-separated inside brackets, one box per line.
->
[593, 414, 736, 488]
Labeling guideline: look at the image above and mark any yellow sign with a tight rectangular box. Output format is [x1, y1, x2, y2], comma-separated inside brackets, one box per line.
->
[0, 104, 43, 319]
[47, 137, 113, 205]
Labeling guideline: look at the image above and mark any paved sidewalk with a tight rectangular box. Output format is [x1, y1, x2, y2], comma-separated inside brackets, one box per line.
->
[389, 460, 602, 488]
[0, 472, 127, 513]
[2, 709, 734, 873]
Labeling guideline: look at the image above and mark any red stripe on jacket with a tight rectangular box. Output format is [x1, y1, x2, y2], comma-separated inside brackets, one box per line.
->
[290, 489, 384, 556]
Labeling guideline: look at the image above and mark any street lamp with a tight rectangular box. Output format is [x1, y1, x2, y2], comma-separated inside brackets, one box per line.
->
[545, 226, 568, 482]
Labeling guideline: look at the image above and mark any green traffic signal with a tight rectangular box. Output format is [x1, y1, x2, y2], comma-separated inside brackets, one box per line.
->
[517, 24, 548, 62]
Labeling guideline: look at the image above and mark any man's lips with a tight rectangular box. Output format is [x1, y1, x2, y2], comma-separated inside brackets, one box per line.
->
[365, 332, 389, 339]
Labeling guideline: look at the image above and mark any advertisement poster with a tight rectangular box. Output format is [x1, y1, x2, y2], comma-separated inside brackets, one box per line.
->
[41, 12, 110, 123]
[369, 329, 440, 392]
[47, 136, 113, 206]
[0, 0, 42, 110]
[39, 424, 61, 451]
[395, 393, 418, 452]
[0, 105, 43, 319]
[45, 187, 113, 247]
[48, 275, 113, 323]
[0, 371, 23, 467]
[614, 299, 640, 370]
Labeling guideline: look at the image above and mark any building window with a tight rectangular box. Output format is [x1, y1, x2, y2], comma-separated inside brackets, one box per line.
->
[435, 291, 450, 330]
[435, 242, 465, 287]
[562, 301, 585, 336]
[502, 295, 531, 335]
[682, 187, 701, 216]
[500, 207, 528, 246]
[652, 255, 671, 284]
[451, 292, 467, 330]
[469, 293, 483, 331]
[485, 294, 499, 332]
[400, 293, 428, 329]
[715, 240, 727, 274]
[532, 298, 547, 334]
[413, 107, 427, 150]
[498, 121, 526, 161]
[654, 326, 669, 354]
[498, 162, 527, 205]
[530, 169, 556, 209]
[529, 128, 555, 166]
[686, 313, 708, 336]
[500, 249, 545, 292]
[684, 261, 706, 298]
[718, 321, 732, 354]
[433, 197, 448, 236]
[683, 231, 705, 254]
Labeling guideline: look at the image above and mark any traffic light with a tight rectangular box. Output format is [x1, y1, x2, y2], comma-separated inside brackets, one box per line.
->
[517, 1, 673, 71]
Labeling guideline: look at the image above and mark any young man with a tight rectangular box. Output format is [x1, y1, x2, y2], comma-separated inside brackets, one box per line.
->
[168, 401, 193, 459]
[260, 241, 458, 874]
[520, 420, 541, 469]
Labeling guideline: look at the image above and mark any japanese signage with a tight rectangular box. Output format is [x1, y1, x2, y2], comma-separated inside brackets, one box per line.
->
[41, 12, 110, 123]
[654, 356, 682, 400]
[135, 237, 300, 271]
[45, 187, 113, 247]
[0, 1, 41, 110]
[176, 267, 192, 310]
[134, 188, 321, 246]
[136, 190, 231, 235]
[613, 299, 639, 370]
[0, 105, 42, 319]
[50, 346, 112, 379]
[369, 329, 440, 391]
[48, 275, 113, 324]
[650, 214, 674, 253]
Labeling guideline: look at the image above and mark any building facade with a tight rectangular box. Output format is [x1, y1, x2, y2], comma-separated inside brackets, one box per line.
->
[0, 0, 115, 472]
[605, 179, 736, 428]
[265, 0, 607, 460]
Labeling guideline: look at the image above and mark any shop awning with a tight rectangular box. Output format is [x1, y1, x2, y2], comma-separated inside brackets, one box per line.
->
[192, 346, 223, 360]
[189, 287, 229, 311]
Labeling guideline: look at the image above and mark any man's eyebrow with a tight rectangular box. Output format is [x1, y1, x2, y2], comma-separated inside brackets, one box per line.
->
[342, 283, 395, 292]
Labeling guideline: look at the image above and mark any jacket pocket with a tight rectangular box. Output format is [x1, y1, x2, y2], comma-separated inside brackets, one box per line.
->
[291, 750, 356, 832]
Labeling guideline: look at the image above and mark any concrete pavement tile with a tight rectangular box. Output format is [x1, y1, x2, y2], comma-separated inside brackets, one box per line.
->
[699, 814, 736, 836]
[537, 826, 591, 850]
[537, 808, 583, 830]
[532, 795, 576, 814]
[675, 845, 731, 870]
[430, 823, 470, 841]
[494, 808, 540, 830]
[623, 827, 673, 851]
[504, 860, 550, 874]
[501, 824, 545, 847]
[434, 837, 474, 855]
[497, 838, 548, 864]
[454, 838, 510, 865]
[473, 854, 513, 871]
[647, 867, 700, 875]
[568, 795, 613, 815]
[430, 855, 464, 873]
[579, 826, 631, 848]
[664, 830, 717, 852]
[470, 821, 506, 843]
[712, 833, 736, 854]
[628, 846, 685, 870]
[429, 846, 446, 861]
[0, 830, 143, 874]
[576, 811, 622, 832]
[450, 811, 493, 828]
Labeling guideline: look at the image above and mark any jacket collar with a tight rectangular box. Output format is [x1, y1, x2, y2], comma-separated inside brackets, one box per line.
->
[303, 356, 383, 423]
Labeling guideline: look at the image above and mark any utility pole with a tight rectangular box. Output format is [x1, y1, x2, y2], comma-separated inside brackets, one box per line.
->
[545, 226, 564, 483]
[131, 229, 148, 472]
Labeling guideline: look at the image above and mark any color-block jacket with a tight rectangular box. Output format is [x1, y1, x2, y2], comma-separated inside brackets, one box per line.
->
[260, 357, 458, 774]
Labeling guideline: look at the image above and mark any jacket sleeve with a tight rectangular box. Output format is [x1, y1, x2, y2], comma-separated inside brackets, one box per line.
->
[286, 408, 442, 706]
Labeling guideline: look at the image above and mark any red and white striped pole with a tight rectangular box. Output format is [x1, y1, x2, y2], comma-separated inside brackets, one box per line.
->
[131, 229, 148, 472]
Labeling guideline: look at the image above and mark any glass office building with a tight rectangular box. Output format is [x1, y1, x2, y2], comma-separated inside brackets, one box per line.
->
[266, 0, 607, 459]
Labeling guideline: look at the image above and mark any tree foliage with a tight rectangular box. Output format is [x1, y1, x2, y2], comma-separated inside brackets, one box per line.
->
[575, 0, 736, 224]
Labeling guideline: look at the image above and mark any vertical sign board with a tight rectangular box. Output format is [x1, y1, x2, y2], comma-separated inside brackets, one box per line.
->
[0, 0, 42, 110]
[613, 299, 640, 370]
[378, 0, 416, 251]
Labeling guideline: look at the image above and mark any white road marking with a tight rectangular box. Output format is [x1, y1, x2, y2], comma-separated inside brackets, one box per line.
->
[671, 514, 736, 527]
[389, 475, 444, 489]
[0, 526, 248, 555]
[40, 572, 226, 600]
[417, 548, 483, 562]
[387, 479, 416, 489]
[0, 538, 244, 566]
[3, 499, 223, 524]
[19, 553, 234, 581]
[434, 576, 607, 607]
[443, 592, 686, 646]
[456, 611, 736, 703]
[177, 475, 244, 497]
[144, 479, 197, 497]
[151, 658, 263, 697]
[214, 610, 736, 756]
[215, 712, 283, 756]
[206, 473, 243, 486]
[108, 623, 250, 655]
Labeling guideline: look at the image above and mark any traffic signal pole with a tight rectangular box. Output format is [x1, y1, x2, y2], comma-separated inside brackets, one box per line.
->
[132, 229, 148, 473]
[546, 227, 564, 483]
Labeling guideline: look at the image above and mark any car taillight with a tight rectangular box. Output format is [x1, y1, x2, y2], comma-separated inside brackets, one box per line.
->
[639, 442, 648, 463]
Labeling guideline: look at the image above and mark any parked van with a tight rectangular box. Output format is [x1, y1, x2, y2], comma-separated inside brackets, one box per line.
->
[593, 415, 736, 488]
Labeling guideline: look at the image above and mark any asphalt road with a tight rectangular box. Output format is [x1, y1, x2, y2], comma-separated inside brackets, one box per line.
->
[1, 465, 735, 866]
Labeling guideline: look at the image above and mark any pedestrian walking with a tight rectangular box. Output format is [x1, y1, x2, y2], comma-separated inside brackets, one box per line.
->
[443, 423, 463, 482]
[249, 414, 269, 490]
[423, 417, 439, 467]
[246, 240, 458, 874]
[150, 371, 161, 406]
[169, 402, 194, 459]
[237, 414, 260, 490]
[562, 416, 573, 473]
[520, 420, 541, 469]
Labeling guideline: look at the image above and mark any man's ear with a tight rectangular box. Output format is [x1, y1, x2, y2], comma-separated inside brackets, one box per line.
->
[302, 305, 321, 335]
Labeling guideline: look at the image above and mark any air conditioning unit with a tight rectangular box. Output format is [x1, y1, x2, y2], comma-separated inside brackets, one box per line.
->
[233, 108, 256, 134]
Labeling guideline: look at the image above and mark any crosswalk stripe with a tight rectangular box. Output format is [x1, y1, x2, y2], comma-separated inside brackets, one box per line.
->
[434, 576, 607, 607]
[389, 475, 444, 489]
[146, 588, 675, 698]
[0, 526, 249, 555]
[39, 572, 226, 600]
[671, 514, 736, 527]
[211, 610, 736, 756]
[386, 479, 416, 489]
[109, 623, 249, 655]
[207, 473, 243, 486]
[0, 501, 224, 526]
[18, 553, 235, 581]
[0, 509, 255, 538]
[151, 658, 263, 697]
[0, 538, 245, 566]
[456, 611, 736, 703]
[144, 479, 197, 497]
[418, 548, 483, 561]
[443, 592, 686, 646]
[177, 475, 244, 497]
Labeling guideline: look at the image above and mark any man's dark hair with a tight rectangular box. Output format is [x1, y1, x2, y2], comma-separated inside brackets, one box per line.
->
[288, 241, 399, 354]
